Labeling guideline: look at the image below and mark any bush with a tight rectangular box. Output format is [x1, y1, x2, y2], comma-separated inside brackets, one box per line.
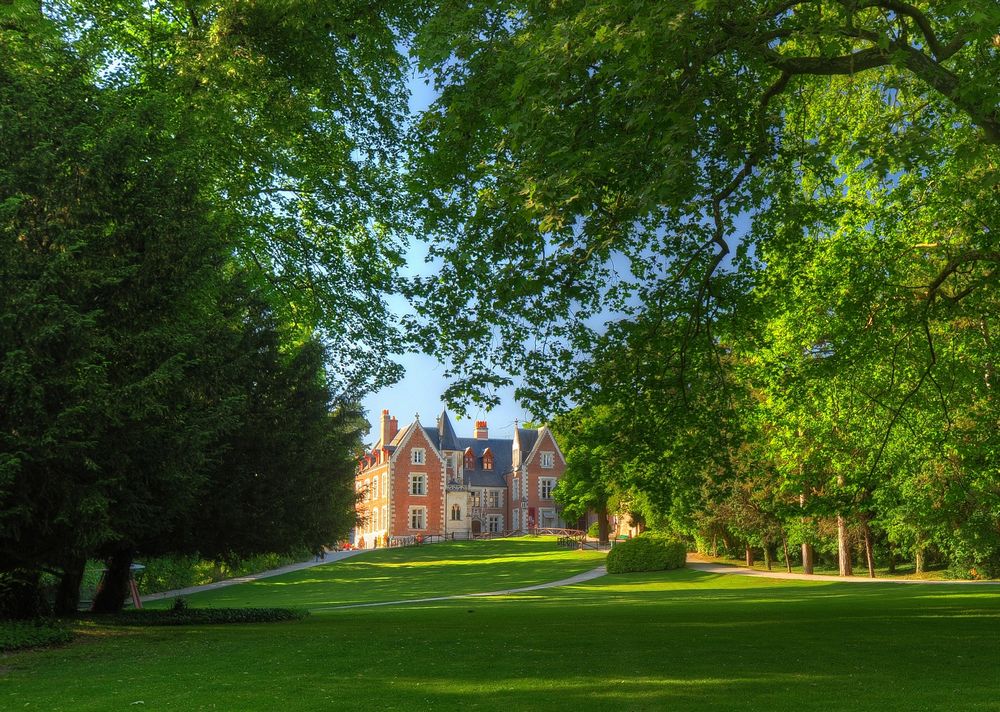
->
[587, 522, 601, 538]
[606, 533, 687, 574]
[0, 619, 73, 652]
[88, 606, 308, 626]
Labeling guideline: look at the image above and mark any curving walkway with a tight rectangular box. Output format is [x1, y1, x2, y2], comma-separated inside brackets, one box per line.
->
[311, 565, 609, 611]
[143, 550, 999, 608]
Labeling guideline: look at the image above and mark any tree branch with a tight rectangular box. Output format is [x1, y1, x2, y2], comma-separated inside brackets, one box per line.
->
[924, 251, 1000, 300]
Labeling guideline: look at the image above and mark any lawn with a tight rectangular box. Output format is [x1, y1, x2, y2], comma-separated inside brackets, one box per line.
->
[145, 537, 607, 609]
[4, 539, 1000, 711]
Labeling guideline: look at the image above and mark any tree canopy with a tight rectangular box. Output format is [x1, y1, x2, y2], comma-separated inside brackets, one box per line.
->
[406, 1, 1000, 575]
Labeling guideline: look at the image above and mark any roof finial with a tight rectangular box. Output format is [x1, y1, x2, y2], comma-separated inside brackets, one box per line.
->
[415, 412, 420, 422]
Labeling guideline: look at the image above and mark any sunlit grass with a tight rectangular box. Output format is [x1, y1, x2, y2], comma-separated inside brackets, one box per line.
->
[145, 536, 606, 609]
[4, 541, 1000, 711]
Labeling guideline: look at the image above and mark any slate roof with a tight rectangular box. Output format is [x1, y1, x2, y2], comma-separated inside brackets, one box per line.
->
[385, 410, 539, 490]
[456, 436, 512, 488]
[516, 427, 538, 460]
[436, 410, 460, 452]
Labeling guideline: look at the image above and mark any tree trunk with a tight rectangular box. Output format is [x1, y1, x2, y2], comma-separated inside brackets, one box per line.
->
[763, 543, 774, 571]
[711, 533, 718, 557]
[860, 515, 876, 578]
[91, 548, 134, 613]
[54, 556, 87, 616]
[597, 503, 611, 545]
[837, 514, 853, 577]
[801, 543, 814, 575]
[744, 543, 754, 567]
[782, 536, 792, 573]
[887, 549, 897, 574]
[799, 492, 813, 574]
[915, 547, 925, 574]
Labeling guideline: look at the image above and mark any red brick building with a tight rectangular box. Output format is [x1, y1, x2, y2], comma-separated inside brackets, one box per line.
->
[353, 409, 567, 548]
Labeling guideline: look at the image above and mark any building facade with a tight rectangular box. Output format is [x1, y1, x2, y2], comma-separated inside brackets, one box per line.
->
[353, 409, 567, 548]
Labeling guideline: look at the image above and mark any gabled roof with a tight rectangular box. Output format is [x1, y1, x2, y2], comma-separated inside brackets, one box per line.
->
[515, 427, 538, 461]
[437, 410, 460, 452]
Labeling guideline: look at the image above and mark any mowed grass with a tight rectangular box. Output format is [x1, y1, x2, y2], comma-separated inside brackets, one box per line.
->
[5, 541, 1000, 711]
[146, 537, 607, 609]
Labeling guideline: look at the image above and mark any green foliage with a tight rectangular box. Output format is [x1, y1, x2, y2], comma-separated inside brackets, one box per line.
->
[606, 534, 687, 574]
[0, 619, 72, 652]
[404, 0, 1000, 580]
[0, 9, 370, 614]
[586, 522, 600, 538]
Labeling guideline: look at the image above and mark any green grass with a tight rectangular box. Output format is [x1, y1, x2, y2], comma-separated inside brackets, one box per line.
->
[4, 539, 1000, 711]
[146, 537, 606, 609]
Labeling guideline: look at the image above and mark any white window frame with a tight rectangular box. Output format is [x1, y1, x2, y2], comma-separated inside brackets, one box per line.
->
[487, 514, 502, 533]
[410, 473, 427, 496]
[540, 451, 555, 469]
[411, 448, 426, 465]
[540, 477, 556, 499]
[372, 476, 379, 500]
[488, 490, 500, 508]
[409, 506, 426, 530]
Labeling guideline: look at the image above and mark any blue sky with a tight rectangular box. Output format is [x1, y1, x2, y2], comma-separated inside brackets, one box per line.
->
[359, 66, 531, 447]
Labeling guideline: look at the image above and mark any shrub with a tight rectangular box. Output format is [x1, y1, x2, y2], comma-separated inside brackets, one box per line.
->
[0, 619, 73, 652]
[587, 522, 600, 538]
[606, 533, 687, 574]
[89, 606, 308, 626]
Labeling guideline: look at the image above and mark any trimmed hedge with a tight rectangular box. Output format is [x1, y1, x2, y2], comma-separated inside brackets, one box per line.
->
[0, 619, 74, 652]
[87, 606, 308, 627]
[606, 534, 687, 574]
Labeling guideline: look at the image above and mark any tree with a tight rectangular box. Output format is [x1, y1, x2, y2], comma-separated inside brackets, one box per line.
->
[1, 7, 372, 614]
[404, 0, 999, 577]
[552, 405, 625, 544]
[38, 0, 423, 397]
[406, 0, 999, 417]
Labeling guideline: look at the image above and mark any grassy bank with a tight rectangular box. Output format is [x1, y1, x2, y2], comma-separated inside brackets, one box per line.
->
[4, 539, 999, 711]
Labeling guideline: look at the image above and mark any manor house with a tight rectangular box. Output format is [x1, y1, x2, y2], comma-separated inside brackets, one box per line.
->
[353, 409, 566, 548]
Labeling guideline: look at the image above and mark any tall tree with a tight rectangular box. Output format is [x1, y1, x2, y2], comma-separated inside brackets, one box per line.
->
[407, 0, 999, 418]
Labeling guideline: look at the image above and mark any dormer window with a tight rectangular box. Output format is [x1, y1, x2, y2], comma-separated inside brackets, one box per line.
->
[482, 447, 493, 471]
[464, 448, 475, 471]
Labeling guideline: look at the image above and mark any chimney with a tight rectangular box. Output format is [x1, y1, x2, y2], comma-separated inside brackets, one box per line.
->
[474, 420, 489, 439]
[379, 409, 391, 448]
[389, 416, 398, 441]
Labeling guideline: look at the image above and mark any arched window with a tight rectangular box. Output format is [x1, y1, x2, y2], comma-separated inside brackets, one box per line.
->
[451, 504, 461, 521]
